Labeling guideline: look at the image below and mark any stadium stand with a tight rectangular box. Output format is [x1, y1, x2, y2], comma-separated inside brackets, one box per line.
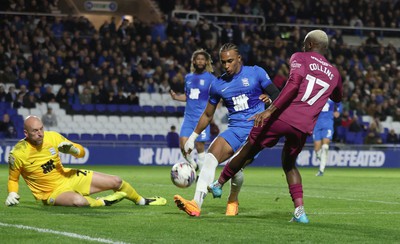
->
[0, 0, 399, 144]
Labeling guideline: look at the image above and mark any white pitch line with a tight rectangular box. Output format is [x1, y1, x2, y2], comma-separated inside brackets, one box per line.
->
[0, 222, 129, 244]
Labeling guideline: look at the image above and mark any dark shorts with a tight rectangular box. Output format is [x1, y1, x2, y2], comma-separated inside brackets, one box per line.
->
[249, 118, 308, 158]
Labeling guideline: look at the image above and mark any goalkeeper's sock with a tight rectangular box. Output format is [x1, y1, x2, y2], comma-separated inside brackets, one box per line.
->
[194, 153, 218, 208]
[118, 180, 142, 204]
[197, 151, 205, 171]
[84, 196, 106, 207]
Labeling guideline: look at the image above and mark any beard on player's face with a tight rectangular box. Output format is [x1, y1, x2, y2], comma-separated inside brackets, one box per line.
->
[194, 63, 206, 72]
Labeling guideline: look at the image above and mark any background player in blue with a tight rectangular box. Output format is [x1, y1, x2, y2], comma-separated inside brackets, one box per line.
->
[313, 99, 342, 176]
[174, 43, 280, 217]
[170, 49, 217, 171]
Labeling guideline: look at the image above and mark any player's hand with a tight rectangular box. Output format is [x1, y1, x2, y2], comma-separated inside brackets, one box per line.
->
[259, 94, 272, 106]
[249, 110, 273, 127]
[169, 90, 176, 100]
[5, 192, 20, 206]
[58, 142, 79, 154]
[184, 132, 199, 156]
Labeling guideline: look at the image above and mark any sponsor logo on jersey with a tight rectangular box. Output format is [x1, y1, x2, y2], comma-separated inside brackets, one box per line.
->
[200, 79, 205, 86]
[291, 60, 301, 69]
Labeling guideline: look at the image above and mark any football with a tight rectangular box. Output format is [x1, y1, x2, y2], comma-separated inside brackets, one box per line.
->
[170, 162, 196, 188]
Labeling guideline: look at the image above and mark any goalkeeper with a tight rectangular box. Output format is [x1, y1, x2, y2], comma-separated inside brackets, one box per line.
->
[5, 115, 166, 207]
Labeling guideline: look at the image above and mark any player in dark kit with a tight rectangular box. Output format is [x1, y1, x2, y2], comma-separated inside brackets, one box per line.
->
[208, 30, 343, 223]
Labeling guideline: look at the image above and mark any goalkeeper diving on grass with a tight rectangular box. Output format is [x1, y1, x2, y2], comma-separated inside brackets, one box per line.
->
[5, 115, 166, 207]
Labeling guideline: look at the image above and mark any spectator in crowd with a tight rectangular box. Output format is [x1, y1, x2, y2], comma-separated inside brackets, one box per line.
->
[0, 113, 17, 138]
[364, 122, 383, 144]
[79, 87, 92, 104]
[348, 115, 365, 132]
[386, 129, 399, 144]
[41, 84, 56, 103]
[41, 106, 57, 127]
[126, 91, 139, 105]
[22, 92, 37, 109]
[166, 125, 180, 148]
[0, 84, 6, 102]
[5, 85, 17, 103]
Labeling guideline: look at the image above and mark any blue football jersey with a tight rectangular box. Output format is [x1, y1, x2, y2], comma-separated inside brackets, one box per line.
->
[316, 99, 342, 124]
[183, 72, 217, 122]
[209, 65, 273, 128]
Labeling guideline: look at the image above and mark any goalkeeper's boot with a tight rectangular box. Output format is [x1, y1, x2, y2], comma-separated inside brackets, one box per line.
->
[143, 196, 167, 206]
[207, 180, 223, 198]
[225, 201, 239, 216]
[289, 206, 309, 224]
[315, 170, 324, 177]
[100, 192, 127, 206]
[174, 195, 200, 217]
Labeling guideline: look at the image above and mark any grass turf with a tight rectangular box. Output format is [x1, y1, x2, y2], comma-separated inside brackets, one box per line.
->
[0, 165, 399, 243]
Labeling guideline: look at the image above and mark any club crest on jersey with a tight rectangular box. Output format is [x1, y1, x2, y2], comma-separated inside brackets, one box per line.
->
[242, 78, 249, 87]
[50, 147, 57, 155]
[200, 79, 205, 86]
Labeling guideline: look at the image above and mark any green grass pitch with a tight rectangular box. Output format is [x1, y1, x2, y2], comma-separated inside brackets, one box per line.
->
[1, 165, 399, 243]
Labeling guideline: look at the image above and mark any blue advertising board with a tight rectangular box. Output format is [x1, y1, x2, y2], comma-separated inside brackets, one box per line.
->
[1, 142, 399, 168]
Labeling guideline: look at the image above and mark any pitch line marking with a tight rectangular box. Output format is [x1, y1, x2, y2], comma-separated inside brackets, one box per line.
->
[0, 222, 129, 244]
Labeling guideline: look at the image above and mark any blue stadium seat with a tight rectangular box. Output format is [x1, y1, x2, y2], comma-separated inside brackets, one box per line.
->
[106, 104, 118, 114]
[177, 106, 185, 114]
[80, 133, 92, 140]
[345, 131, 356, 144]
[68, 133, 80, 141]
[105, 133, 117, 141]
[92, 133, 105, 140]
[72, 104, 83, 113]
[165, 106, 176, 114]
[153, 105, 164, 114]
[142, 134, 153, 141]
[154, 134, 166, 141]
[82, 104, 95, 113]
[129, 134, 141, 141]
[142, 105, 154, 114]
[131, 105, 141, 114]
[117, 133, 129, 141]
[118, 104, 131, 114]
[95, 104, 107, 113]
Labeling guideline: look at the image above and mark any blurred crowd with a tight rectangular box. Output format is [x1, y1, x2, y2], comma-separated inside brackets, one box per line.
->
[0, 0, 399, 142]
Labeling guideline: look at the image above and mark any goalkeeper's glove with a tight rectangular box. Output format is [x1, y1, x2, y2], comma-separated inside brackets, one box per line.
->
[58, 142, 80, 155]
[5, 192, 20, 206]
[184, 132, 199, 155]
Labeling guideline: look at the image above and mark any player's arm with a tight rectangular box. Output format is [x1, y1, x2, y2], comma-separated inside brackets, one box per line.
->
[6, 155, 21, 206]
[58, 140, 85, 158]
[184, 102, 217, 154]
[272, 72, 302, 110]
[170, 89, 186, 102]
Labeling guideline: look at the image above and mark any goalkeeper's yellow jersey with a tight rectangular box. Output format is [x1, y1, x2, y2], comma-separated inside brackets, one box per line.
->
[8, 131, 85, 200]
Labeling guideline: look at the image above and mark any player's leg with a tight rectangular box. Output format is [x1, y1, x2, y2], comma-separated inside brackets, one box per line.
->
[91, 171, 166, 206]
[53, 191, 102, 207]
[174, 136, 233, 216]
[282, 130, 309, 223]
[318, 138, 331, 175]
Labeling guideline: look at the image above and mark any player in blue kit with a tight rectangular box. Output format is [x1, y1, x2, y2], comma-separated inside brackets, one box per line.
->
[170, 49, 217, 171]
[313, 99, 342, 176]
[174, 43, 280, 217]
